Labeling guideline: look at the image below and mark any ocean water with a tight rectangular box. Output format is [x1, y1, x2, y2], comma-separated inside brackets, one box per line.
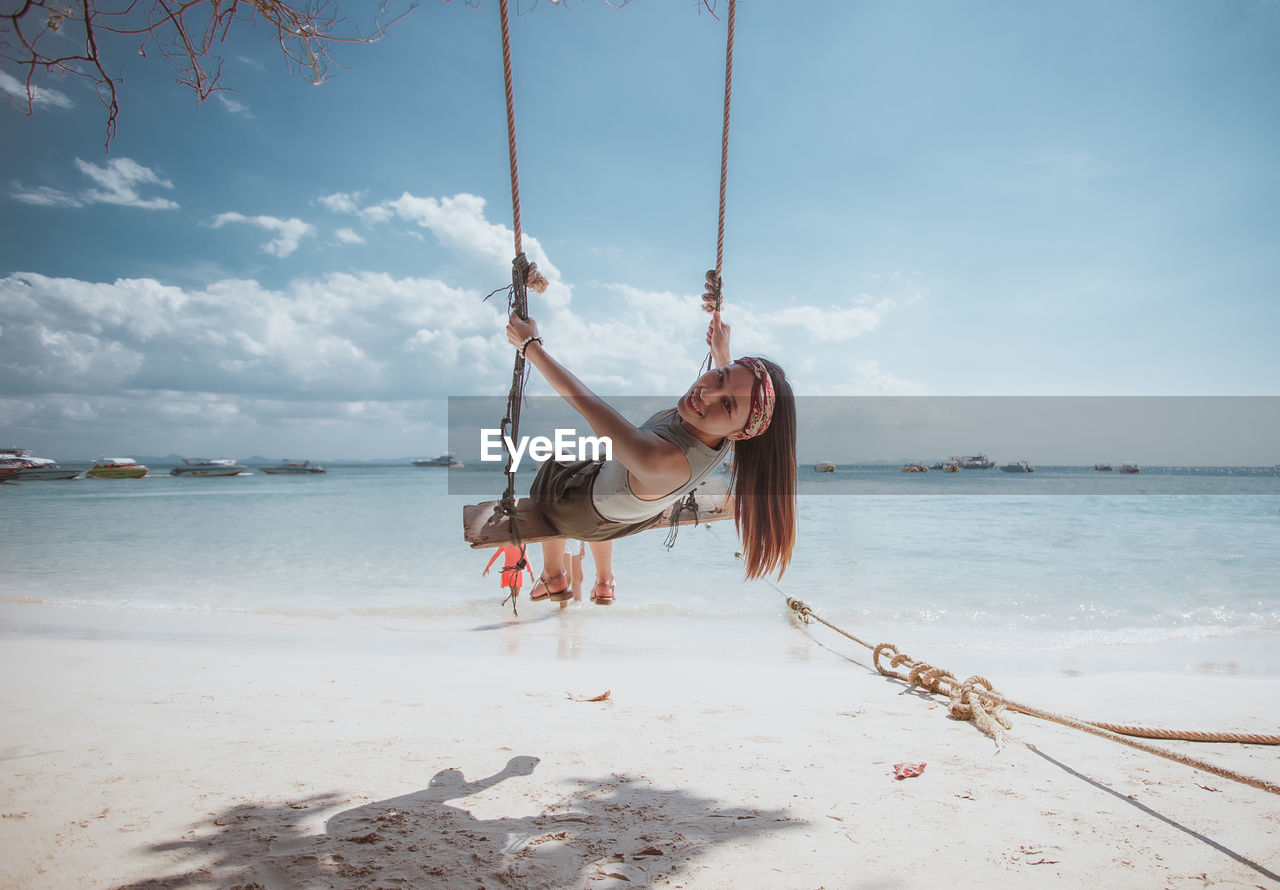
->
[2, 463, 1278, 677]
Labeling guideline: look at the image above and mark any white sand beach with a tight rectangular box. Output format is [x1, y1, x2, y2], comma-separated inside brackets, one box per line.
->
[1, 604, 1278, 890]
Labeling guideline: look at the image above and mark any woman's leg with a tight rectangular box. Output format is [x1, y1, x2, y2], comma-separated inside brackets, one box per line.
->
[588, 541, 615, 605]
[531, 539, 571, 601]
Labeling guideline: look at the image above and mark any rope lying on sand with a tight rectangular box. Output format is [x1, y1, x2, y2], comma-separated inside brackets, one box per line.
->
[705, 523, 1280, 796]
[779, 595, 1280, 796]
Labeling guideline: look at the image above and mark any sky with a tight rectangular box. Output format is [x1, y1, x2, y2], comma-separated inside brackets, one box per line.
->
[2, 0, 1278, 462]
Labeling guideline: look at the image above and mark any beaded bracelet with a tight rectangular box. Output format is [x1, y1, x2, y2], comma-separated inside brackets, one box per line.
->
[518, 335, 543, 358]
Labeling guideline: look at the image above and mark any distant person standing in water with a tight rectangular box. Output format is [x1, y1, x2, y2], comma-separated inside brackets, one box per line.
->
[482, 544, 534, 609]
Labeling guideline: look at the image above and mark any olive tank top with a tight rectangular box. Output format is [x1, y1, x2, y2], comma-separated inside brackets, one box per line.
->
[591, 409, 730, 523]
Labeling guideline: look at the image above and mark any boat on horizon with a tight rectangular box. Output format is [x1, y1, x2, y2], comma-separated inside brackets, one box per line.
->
[1000, 460, 1035, 473]
[954, 454, 996, 469]
[900, 462, 928, 473]
[814, 460, 836, 473]
[87, 457, 149, 479]
[412, 453, 464, 468]
[1094, 463, 1114, 471]
[170, 458, 244, 477]
[259, 459, 327, 475]
[1118, 462, 1140, 474]
[0, 448, 84, 480]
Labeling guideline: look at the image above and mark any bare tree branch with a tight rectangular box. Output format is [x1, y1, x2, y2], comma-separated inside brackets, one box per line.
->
[1, 0, 418, 150]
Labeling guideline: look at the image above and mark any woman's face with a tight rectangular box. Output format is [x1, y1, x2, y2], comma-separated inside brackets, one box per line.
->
[676, 362, 756, 443]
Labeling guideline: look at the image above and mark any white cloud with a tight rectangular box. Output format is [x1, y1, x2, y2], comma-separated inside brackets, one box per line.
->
[0, 69, 74, 108]
[334, 227, 365, 245]
[73, 158, 179, 210]
[11, 158, 178, 210]
[339, 191, 566, 302]
[359, 204, 393, 224]
[214, 92, 253, 117]
[0, 189, 921, 455]
[211, 212, 316, 257]
[0, 270, 508, 402]
[10, 183, 82, 207]
[384, 193, 519, 271]
[764, 297, 891, 342]
[319, 191, 364, 213]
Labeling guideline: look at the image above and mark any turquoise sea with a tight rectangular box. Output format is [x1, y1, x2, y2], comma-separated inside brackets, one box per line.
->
[2, 463, 1278, 677]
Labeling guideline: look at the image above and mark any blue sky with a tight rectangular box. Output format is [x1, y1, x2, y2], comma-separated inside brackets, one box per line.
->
[2, 0, 1278, 461]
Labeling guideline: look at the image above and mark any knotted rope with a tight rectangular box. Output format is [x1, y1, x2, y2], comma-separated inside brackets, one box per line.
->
[663, 490, 701, 551]
[782, 596, 1280, 796]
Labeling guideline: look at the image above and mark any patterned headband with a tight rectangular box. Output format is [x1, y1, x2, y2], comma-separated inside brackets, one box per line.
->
[733, 357, 776, 440]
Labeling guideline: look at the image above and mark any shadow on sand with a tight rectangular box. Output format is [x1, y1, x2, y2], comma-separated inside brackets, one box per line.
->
[114, 755, 802, 889]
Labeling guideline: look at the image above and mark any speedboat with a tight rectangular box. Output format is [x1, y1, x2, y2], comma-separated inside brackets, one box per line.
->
[0, 448, 83, 480]
[87, 457, 149, 479]
[412, 453, 464, 468]
[1118, 462, 1140, 474]
[814, 460, 836, 473]
[170, 458, 243, 477]
[955, 454, 996, 469]
[1000, 461, 1034, 473]
[11, 465, 84, 480]
[899, 463, 928, 473]
[259, 459, 327, 475]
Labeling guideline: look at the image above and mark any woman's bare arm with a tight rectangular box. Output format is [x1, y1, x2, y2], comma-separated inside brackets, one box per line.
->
[507, 315, 692, 493]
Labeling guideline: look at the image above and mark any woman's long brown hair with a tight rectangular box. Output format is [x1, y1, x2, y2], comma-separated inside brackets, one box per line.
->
[729, 357, 796, 579]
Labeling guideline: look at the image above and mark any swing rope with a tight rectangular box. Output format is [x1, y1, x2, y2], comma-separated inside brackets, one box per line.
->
[492, 0, 539, 588]
[499, 0, 524, 261]
[700, 0, 735, 375]
[713, 0, 735, 292]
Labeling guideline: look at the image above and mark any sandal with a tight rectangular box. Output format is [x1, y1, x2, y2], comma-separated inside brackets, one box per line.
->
[590, 580, 615, 606]
[530, 570, 571, 603]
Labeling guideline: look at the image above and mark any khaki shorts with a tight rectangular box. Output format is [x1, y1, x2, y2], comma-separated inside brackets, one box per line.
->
[531, 459, 663, 543]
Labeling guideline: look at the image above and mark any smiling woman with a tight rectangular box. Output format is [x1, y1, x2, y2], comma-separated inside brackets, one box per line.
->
[492, 274, 797, 592]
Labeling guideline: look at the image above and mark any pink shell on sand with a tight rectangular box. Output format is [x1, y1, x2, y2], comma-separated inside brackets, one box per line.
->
[893, 762, 926, 779]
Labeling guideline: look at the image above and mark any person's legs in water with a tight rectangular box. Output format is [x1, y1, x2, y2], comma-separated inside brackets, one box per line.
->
[588, 541, 616, 605]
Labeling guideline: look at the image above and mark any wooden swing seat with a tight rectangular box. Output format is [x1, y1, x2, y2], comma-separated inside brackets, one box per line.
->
[463, 476, 733, 548]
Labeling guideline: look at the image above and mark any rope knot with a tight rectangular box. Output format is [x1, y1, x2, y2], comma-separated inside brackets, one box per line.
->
[785, 597, 812, 624]
[908, 663, 955, 695]
[947, 675, 1012, 747]
[663, 490, 700, 550]
[524, 261, 548, 294]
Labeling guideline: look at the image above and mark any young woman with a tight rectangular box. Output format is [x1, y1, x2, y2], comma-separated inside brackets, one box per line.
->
[504, 275, 797, 602]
